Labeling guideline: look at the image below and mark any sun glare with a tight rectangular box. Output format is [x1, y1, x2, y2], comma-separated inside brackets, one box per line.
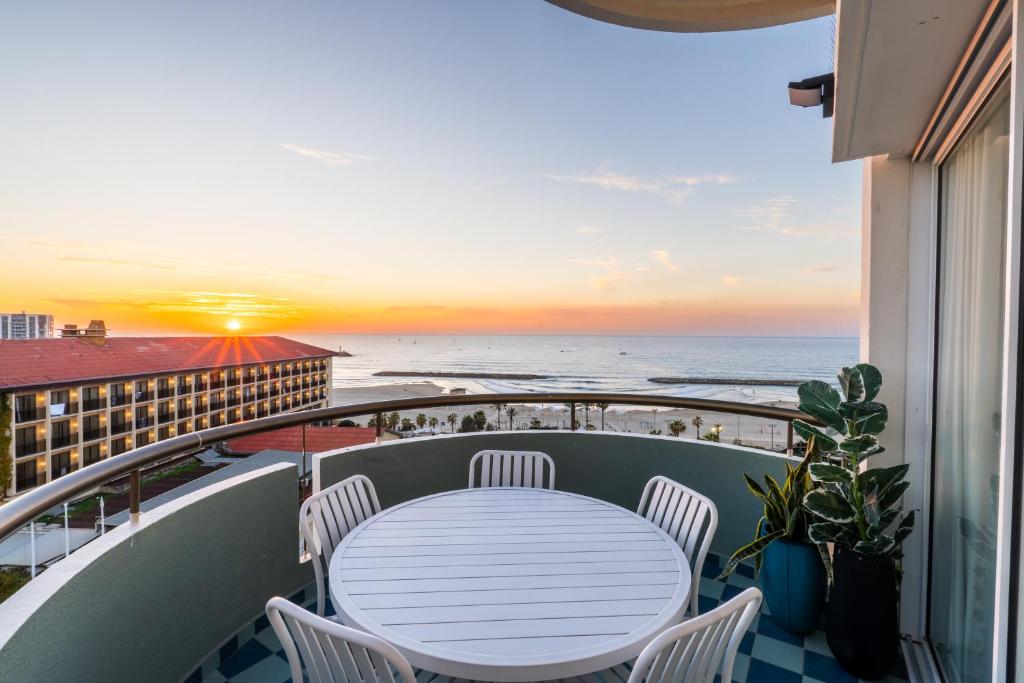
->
[225, 319, 241, 331]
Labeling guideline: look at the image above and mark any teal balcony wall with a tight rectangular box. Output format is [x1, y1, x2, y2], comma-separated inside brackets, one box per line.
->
[0, 463, 307, 683]
[315, 431, 794, 558]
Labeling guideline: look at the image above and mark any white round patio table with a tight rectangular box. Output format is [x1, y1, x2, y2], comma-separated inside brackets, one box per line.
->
[329, 487, 691, 682]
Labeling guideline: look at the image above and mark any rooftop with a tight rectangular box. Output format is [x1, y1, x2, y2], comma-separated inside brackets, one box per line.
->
[223, 426, 377, 455]
[0, 336, 335, 391]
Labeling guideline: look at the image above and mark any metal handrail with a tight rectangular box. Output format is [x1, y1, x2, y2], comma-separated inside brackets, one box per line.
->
[0, 392, 812, 543]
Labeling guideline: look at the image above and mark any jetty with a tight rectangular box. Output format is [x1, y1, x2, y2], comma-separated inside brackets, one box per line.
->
[374, 371, 549, 380]
[648, 377, 804, 387]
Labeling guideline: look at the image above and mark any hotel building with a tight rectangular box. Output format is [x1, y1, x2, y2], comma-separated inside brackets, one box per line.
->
[0, 335, 334, 496]
[0, 313, 53, 340]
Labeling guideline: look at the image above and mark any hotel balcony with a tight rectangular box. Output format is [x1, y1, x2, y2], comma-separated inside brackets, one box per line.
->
[82, 427, 107, 442]
[157, 387, 175, 400]
[14, 406, 45, 423]
[210, 379, 225, 390]
[134, 391, 153, 402]
[14, 440, 44, 457]
[110, 422, 131, 436]
[135, 417, 153, 429]
[82, 397, 107, 412]
[109, 394, 130, 408]
[50, 433, 78, 449]
[49, 402, 78, 416]
[0, 394, 846, 683]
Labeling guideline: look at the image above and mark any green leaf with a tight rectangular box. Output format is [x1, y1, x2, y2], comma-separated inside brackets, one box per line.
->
[743, 474, 767, 501]
[854, 536, 895, 555]
[877, 480, 910, 511]
[792, 420, 839, 451]
[797, 381, 845, 431]
[816, 542, 833, 585]
[840, 434, 878, 454]
[762, 475, 788, 528]
[804, 489, 855, 523]
[809, 462, 853, 485]
[838, 401, 888, 435]
[892, 511, 916, 546]
[860, 464, 909, 497]
[856, 363, 882, 402]
[716, 528, 785, 580]
[808, 521, 847, 545]
[838, 366, 864, 403]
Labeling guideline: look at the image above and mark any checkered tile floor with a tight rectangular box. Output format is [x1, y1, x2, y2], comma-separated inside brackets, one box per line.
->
[189, 554, 907, 683]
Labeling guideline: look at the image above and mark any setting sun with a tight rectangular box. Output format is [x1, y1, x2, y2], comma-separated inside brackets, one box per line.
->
[225, 319, 241, 332]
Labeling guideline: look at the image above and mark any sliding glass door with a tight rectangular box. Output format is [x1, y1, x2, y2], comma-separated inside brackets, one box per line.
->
[930, 84, 1010, 683]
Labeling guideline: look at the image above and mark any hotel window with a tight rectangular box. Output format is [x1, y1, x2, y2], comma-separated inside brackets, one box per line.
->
[15, 394, 39, 422]
[157, 377, 173, 399]
[135, 406, 150, 429]
[929, 83, 1009, 683]
[50, 451, 73, 479]
[51, 420, 74, 449]
[109, 382, 128, 407]
[177, 375, 190, 394]
[83, 444, 102, 466]
[158, 425, 173, 440]
[82, 385, 103, 411]
[110, 410, 129, 435]
[83, 414, 103, 441]
[110, 437, 129, 456]
[135, 380, 150, 401]
[15, 461, 38, 491]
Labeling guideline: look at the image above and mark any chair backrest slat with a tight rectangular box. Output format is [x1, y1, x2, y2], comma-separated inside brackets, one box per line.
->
[300, 474, 383, 616]
[638, 475, 718, 616]
[468, 450, 555, 490]
[267, 597, 416, 683]
[627, 588, 761, 683]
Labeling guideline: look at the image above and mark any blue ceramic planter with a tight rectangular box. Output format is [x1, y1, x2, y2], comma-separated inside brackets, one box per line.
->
[760, 539, 826, 635]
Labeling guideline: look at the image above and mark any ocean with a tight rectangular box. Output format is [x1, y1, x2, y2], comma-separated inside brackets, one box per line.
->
[291, 334, 858, 405]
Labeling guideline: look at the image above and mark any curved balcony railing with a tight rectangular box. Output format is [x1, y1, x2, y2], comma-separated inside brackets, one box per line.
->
[0, 392, 813, 546]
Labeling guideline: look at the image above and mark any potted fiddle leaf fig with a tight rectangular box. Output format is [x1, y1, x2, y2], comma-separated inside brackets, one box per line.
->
[717, 442, 827, 635]
[794, 364, 915, 680]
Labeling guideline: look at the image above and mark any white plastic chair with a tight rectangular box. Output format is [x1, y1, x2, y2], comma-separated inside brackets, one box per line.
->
[637, 476, 718, 616]
[627, 587, 762, 683]
[416, 591, 759, 682]
[468, 449, 555, 489]
[301, 474, 382, 616]
[266, 596, 417, 683]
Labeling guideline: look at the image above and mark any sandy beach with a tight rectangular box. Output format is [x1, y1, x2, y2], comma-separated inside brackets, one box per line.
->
[331, 382, 799, 452]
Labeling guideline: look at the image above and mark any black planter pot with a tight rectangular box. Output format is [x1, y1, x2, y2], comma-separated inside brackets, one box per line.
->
[826, 547, 899, 680]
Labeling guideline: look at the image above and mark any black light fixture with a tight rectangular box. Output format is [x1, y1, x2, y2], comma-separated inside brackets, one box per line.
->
[788, 73, 834, 118]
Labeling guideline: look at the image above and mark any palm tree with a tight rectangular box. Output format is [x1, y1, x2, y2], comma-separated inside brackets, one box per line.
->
[415, 413, 427, 429]
[710, 423, 724, 442]
[650, 408, 658, 433]
[563, 403, 577, 430]
[428, 416, 439, 431]
[582, 402, 592, 429]
[386, 411, 400, 430]
[491, 403, 506, 430]
[668, 419, 686, 437]
[446, 412, 458, 434]
[596, 402, 609, 431]
[691, 415, 704, 440]
[505, 406, 518, 430]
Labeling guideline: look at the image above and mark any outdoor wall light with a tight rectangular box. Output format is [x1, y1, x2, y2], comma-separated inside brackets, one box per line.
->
[788, 72, 834, 117]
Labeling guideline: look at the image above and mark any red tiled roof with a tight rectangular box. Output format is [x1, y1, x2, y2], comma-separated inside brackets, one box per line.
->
[223, 426, 377, 455]
[0, 336, 335, 390]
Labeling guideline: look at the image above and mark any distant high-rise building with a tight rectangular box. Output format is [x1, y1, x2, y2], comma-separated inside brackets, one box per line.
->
[0, 312, 54, 340]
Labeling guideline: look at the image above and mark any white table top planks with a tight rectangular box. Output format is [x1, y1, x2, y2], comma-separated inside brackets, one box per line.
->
[329, 487, 691, 682]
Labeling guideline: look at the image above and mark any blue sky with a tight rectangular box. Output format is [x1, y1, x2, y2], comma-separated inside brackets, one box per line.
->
[0, 1, 860, 335]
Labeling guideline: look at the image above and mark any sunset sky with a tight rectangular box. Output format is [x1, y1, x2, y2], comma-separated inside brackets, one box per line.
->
[0, 2, 860, 337]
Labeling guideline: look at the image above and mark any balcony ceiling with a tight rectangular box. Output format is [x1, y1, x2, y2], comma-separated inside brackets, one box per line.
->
[545, 0, 833, 32]
[832, 0, 992, 162]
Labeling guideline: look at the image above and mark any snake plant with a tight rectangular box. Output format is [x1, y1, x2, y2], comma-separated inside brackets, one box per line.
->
[717, 443, 819, 579]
